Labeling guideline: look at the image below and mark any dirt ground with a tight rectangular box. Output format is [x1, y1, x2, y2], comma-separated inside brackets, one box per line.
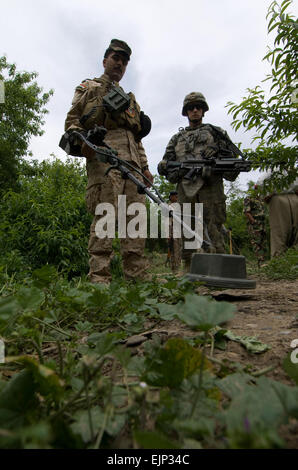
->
[195, 277, 298, 383]
[139, 273, 298, 448]
[142, 258, 297, 381]
[148, 258, 298, 385]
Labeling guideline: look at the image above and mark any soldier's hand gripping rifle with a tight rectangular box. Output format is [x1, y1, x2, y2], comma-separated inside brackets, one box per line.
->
[59, 125, 205, 248]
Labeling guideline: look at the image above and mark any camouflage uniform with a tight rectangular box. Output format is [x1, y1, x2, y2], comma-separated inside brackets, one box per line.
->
[159, 124, 239, 265]
[243, 195, 266, 266]
[266, 178, 298, 258]
[64, 55, 149, 283]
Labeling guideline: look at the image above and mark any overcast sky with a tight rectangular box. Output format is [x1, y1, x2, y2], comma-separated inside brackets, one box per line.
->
[1, 0, 297, 189]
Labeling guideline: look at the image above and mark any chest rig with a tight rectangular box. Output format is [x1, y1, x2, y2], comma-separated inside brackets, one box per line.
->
[174, 124, 216, 161]
[79, 77, 142, 137]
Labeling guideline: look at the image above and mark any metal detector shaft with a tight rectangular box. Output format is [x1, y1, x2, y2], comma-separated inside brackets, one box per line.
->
[96, 155, 204, 247]
[72, 130, 204, 247]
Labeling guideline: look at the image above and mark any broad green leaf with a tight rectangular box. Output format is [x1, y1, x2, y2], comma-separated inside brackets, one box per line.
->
[270, 379, 298, 418]
[71, 406, 126, 443]
[0, 297, 20, 320]
[0, 369, 38, 415]
[16, 286, 45, 311]
[156, 302, 177, 321]
[105, 412, 126, 437]
[122, 313, 139, 325]
[20, 422, 52, 443]
[5, 356, 64, 401]
[223, 376, 298, 439]
[70, 377, 84, 392]
[176, 294, 235, 331]
[142, 337, 211, 388]
[71, 408, 102, 443]
[217, 373, 254, 399]
[283, 352, 298, 385]
[173, 417, 215, 438]
[91, 332, 119, 356]
[127, 355, 146, 375]
[107, 386, 128, 407]
[112, 347, 131, 368]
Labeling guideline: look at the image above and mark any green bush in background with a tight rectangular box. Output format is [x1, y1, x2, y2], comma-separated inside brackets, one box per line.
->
[0, 157, 91, 277]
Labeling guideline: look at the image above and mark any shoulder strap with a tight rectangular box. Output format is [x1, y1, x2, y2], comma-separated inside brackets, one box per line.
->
[207, 124, 244, 157]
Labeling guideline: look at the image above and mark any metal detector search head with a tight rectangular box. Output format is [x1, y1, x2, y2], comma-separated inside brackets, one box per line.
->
[185, 253, 256, 289]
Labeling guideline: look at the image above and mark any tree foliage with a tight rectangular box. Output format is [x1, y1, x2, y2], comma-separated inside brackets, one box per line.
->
[0, 157, 91, 277]
[226, 0, 298, 192]
[152, 174, 176, 201]
[0, 56, 53, 192]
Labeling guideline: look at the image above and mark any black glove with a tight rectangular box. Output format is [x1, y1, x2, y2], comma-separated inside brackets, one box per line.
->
[86, 125, 107, 146]
[157, 160, 167, 176]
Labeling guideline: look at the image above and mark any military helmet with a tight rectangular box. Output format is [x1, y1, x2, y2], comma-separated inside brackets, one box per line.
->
[182, 92, 209, 116]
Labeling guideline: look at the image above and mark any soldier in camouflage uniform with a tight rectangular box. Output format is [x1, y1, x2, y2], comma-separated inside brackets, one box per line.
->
[158, 92, 240, 270]
[63, 39, 153, 284]
[243, 185, 266, 267]
[263, 176, 298, 258]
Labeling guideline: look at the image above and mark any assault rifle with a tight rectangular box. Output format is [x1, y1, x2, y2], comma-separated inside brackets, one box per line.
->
[163, 150, 251, 181]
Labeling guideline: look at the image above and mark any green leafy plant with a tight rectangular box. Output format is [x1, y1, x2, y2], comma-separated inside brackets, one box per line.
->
[226, 0, 298, 192]
[0, 269, 298, 449]
[262, 247, 298, 279]
[0, 56, 53, 193]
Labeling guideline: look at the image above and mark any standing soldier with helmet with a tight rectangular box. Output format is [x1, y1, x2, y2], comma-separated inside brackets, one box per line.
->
[158, 92, 241, 271]
[61, 39, 153, 284]
[243, 185, 267, 267]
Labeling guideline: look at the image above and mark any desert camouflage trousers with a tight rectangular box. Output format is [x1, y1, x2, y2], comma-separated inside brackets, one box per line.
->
[268, 193, 298, 258]
[86, 169, 149, 284]
[177, 186, 226, 264]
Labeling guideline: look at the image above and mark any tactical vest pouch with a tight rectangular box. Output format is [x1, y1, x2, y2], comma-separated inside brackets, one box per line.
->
[102, 85, 130, 113]
[137, 111, 151, 141]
